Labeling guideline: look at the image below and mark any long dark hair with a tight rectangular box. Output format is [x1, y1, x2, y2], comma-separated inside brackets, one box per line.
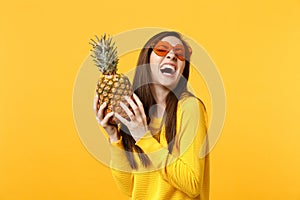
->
[121, 31, 194, 169]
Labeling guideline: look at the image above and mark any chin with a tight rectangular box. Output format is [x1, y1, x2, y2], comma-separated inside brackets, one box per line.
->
[159, 81, 178, 90]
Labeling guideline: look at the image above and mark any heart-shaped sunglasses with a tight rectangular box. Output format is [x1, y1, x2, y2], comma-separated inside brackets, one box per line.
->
[152, 41, 192, 61]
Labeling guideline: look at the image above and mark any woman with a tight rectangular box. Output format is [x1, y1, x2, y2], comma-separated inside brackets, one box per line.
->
[94, 31, 209, 200]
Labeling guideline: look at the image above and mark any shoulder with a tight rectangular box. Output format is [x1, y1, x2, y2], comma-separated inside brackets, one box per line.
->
[175, 93, 208, 155]
[178, 92, 206, 113]
[177, 93, 207, 126]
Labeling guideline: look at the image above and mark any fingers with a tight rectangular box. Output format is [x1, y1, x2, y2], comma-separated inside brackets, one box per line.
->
[121, 94, 147, 127]
[120, 101, 135, 121]
[115, 112, 130, 127]
[93, 94, 99, 115]
[125, 96, 140, 117]
[100, 112, 114, 127]
[97, 102, 107, 121]
[115, 94, 149, 141]
[95, 101, 114, 128]
[132, 93, 147, 126]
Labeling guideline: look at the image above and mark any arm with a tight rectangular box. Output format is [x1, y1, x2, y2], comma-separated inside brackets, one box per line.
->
[109, 136, 134, 197]
[94, 95, 134, 197]
[135, 97, 209, 198]
[161, 97, 209, 198]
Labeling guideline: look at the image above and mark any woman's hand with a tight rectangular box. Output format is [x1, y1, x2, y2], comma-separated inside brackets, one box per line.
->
[115, 93, 148, 141]
[93, 94, 119, 143]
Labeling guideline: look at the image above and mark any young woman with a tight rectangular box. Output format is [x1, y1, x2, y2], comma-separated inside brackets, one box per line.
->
[94, 31, 209, 200]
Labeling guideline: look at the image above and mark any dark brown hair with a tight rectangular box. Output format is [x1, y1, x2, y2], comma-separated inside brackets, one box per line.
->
[121, 31, 194, 169]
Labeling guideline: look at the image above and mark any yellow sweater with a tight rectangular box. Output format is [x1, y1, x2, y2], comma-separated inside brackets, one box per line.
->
[107, 96, 209, 200]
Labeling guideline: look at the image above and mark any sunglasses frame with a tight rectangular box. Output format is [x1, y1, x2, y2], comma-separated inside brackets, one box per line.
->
[152, 40, 192, 61]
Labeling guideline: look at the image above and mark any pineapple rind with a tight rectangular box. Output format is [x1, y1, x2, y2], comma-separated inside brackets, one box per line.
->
[96, 73, 133, 124]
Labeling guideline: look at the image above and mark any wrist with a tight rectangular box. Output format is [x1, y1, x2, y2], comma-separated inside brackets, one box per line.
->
[132, 128, 149, 142]
[109, 131, 120, 143]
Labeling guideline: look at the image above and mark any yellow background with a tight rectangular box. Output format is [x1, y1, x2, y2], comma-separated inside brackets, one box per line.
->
[1, 0, 300, 199]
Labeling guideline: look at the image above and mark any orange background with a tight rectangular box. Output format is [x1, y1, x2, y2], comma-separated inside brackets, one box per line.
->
[1, 0, 300, 199]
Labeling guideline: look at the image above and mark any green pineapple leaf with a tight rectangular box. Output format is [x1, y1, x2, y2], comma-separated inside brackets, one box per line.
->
[90, 33, 119, 75]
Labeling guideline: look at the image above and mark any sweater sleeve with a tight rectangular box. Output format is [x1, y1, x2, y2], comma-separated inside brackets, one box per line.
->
[136, 97, 209, 198]
[108, 136, 134, 197]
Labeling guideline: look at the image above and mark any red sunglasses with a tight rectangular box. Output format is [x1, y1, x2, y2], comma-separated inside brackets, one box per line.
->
[152, 41, 192, 61]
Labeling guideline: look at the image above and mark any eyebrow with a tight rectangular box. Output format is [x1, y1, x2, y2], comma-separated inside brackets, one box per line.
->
[160, 40, 184, 46]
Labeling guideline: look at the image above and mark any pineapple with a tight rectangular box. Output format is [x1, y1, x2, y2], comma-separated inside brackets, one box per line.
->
[90, 33, 133, 124]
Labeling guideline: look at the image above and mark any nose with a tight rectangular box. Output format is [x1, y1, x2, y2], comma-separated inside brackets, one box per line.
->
[166, 49, 177, 61]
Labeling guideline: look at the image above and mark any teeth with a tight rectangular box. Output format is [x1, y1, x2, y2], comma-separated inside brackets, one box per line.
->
[161, 64, 175, 70]
[160, 65, 175, 74]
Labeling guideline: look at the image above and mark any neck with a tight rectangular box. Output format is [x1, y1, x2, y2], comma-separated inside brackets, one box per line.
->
[150, 84, 169, 105]
[150, 84, 169, 118]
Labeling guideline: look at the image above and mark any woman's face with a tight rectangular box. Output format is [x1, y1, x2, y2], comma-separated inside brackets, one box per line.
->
[149, 36, 186, 90]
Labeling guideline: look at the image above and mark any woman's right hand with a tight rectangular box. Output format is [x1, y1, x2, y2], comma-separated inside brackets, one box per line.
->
[93, 94, 120, 143]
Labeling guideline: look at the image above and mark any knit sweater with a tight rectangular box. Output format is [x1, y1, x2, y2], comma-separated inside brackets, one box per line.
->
[105, 96, 209, 200]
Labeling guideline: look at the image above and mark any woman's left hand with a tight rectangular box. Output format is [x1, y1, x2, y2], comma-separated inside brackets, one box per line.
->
[114, 93, 148, 141]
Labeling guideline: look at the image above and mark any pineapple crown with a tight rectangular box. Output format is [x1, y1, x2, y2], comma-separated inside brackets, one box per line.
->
[90, 33, 119, 75]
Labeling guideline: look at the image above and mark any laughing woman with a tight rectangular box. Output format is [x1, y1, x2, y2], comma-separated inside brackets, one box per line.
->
[94, 31, 209, 200]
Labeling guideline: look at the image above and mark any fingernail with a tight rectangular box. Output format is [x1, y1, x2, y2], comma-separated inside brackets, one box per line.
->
[124, 96, 129, 100]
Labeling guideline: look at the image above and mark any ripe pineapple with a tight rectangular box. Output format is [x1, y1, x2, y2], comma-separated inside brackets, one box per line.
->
[90, 34, 133, 124]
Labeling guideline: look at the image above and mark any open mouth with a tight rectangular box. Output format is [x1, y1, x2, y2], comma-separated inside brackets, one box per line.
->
[160, 64, 176, 75]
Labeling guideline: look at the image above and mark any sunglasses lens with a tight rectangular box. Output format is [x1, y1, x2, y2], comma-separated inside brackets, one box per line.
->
[174, 45, 185, 61]
[176, 55, 185, 61]
[154, 43, 169, 56]
[153, 41, 186, 61]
